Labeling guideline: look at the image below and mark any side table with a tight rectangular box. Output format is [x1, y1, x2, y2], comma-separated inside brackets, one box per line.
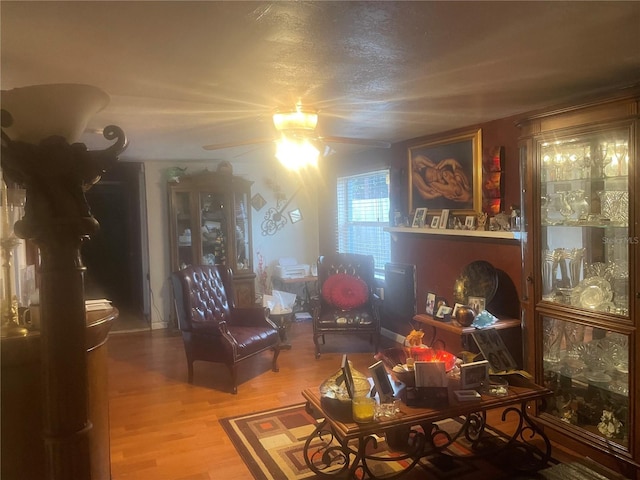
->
[271, 275, 318, 312]
[413, 314, 523, 369]
[269, 310, 294, 350]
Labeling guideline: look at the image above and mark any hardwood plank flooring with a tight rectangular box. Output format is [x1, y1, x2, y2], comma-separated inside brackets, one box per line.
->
[107, 320, 576, 479]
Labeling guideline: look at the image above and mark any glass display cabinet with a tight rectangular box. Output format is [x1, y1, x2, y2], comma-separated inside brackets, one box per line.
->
[168, 170, 255, 307]
[518, 87, 638, 478]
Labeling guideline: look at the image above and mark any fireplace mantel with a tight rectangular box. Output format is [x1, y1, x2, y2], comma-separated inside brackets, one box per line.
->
[384, 226, 522, 242]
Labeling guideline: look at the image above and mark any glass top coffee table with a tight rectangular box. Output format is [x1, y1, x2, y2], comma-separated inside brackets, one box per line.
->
[301, 373, 552, 479]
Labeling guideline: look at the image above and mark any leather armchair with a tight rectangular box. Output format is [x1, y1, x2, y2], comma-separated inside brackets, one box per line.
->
[310, 253, 382, 358]
[171, 265, 280, 394]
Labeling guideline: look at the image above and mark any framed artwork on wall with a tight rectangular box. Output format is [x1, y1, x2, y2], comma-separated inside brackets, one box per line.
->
[408, 128, 482, 214]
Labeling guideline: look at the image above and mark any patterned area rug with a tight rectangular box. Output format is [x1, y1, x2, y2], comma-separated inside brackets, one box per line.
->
[220, 403, 548, 480]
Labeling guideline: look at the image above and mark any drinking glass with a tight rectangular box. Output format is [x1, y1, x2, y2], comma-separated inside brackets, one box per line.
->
[541, 249, 560, 300]
[543, 317, 564, 364]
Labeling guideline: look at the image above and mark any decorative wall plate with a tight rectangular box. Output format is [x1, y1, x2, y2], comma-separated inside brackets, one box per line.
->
[453, 260, 498, 305]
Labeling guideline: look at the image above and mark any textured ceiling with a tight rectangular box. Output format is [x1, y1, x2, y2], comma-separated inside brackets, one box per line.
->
[2, 1, 640, 163]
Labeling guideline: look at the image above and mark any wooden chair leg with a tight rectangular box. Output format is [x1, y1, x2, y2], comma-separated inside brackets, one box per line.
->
[272, 346, 280, 372]
[313, 334, 321, 359]
[187, 361, 194, 384]
[229, 364, 238, 395]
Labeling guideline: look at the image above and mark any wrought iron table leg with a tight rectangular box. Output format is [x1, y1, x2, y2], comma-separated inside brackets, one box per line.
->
[302, 416, 426, 479]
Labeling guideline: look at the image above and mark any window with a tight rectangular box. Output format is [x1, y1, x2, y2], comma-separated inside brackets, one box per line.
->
[336, 169, 390, 278]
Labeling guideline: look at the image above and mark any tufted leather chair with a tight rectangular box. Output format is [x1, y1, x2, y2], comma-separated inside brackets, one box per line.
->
[171, 265, 280, 394]
[310, 253, 382, 358]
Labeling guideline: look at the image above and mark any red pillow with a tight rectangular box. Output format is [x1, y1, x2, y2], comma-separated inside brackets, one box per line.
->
[322, 273, 369, 310]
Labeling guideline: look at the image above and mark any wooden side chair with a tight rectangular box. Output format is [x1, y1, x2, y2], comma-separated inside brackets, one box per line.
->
[310, 253, 382, 358]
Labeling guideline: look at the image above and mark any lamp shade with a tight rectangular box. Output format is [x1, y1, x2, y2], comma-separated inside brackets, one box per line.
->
[273, 109, 318, 132]
[1, 84, 110, 144]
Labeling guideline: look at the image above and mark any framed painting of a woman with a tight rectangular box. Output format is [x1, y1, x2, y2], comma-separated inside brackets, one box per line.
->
[408, 129, 482, 214]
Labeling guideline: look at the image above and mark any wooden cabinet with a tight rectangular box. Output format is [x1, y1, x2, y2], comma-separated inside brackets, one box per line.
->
[168, 171, 255, 307]
[518, 87, 639, 478]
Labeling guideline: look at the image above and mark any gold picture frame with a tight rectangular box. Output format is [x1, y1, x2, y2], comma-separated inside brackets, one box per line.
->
[408, 128, 482, 214]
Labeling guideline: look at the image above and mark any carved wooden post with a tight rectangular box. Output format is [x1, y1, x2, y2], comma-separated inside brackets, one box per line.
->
[1, 109, 127, 479]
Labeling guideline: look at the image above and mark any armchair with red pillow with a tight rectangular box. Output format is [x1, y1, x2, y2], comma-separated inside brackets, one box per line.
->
[310, 253, 382, 358]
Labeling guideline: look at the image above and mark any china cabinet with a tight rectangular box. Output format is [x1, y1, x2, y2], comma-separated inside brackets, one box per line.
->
[168, 170, 255, 307]
[518, 87, 638, 478]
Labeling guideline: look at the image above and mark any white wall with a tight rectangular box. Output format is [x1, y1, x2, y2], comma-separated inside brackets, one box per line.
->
[143, 158, 319, 329]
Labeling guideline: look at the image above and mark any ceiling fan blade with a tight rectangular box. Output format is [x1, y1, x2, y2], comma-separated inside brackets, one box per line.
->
[320, 136, 391, 148]
[202, 137, 274, 150]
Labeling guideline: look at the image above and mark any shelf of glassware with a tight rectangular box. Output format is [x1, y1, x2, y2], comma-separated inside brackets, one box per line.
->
[540, 222, 629, 317]
[540, 168, 629, 316]
[540, 315, 630, 450]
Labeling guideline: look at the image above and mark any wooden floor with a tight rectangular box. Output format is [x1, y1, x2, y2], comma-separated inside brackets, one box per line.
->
[106, 320, 576, 480]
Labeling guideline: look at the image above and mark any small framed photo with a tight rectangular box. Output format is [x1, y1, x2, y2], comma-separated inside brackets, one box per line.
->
[468, 296, 486, 314]
[425, 292, 436, 315]
[340, 354, 355, 399]
[430, 216, 440, 228]
[414, 361, 447, 387]
[464, 215, 476, 229]
[412, 207, 428, 228]
[369, 360, 395, 403]
[434, 304, 453, 320]
[439, 209, 450, 229]
[471, 328, 518, 373]
[452, 303, 465, 318]
[460, 360, 489, 389]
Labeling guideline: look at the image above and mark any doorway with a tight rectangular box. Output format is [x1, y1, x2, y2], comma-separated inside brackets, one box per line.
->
[82, 162, 150, 332]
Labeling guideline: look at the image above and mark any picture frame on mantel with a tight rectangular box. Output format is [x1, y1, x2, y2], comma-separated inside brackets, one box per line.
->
[408, 128, 482, 215]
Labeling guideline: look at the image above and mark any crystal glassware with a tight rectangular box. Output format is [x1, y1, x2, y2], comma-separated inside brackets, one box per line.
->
[598, 190, 628, 225]
[541, 249, 560, 301]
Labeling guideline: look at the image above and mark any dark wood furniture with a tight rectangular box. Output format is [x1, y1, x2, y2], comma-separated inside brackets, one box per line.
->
[301, 374, 553, 479]
[171, 264, 281, 394]
[310, 253, 382, 358]
[518, 86, 639, 478]
[1, 308, 117, 480]
[269, 310, 294, 350]
[413, 314, 523, 369]
[168, 170, 256, 309]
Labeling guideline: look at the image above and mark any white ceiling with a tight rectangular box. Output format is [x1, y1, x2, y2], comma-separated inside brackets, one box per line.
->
[2, 1, 640, 163]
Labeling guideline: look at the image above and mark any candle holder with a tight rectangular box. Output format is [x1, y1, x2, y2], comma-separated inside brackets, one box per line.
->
[0, 235, 27, 337]
[0, 179, 28, 337]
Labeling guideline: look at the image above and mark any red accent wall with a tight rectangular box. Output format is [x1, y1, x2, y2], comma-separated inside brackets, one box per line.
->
[390, 233, 522, 336]
[320, 114, 525, 337]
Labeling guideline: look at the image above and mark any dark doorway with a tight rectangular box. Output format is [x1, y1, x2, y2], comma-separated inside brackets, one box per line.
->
[82, 162, 148, 331]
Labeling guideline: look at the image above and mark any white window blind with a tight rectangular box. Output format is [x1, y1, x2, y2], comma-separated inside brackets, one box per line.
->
[336, 169, 391, 277]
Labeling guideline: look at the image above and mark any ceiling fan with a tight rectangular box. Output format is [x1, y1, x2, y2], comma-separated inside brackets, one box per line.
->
[202, 106, 391, 155]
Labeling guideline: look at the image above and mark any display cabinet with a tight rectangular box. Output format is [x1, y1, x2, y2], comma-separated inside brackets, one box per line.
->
[518, 87, 638, 478]
[168, 170, 255, 307]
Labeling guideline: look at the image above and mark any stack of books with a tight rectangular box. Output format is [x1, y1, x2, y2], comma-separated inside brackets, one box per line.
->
[85, 299, 112, 312]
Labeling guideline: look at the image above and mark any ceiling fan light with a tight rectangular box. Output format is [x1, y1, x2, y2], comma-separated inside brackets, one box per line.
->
[275, 136, 319, 170]
[273, 109, 318, 132]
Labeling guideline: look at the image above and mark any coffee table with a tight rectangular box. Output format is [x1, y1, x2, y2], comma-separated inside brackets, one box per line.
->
[301, 373, 552, 479]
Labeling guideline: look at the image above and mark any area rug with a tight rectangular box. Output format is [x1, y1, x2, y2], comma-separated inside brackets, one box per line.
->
[220, 403, 546, 480]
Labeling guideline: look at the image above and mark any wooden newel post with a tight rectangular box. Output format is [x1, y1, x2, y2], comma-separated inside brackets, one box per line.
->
[1, 114, 127, 479]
